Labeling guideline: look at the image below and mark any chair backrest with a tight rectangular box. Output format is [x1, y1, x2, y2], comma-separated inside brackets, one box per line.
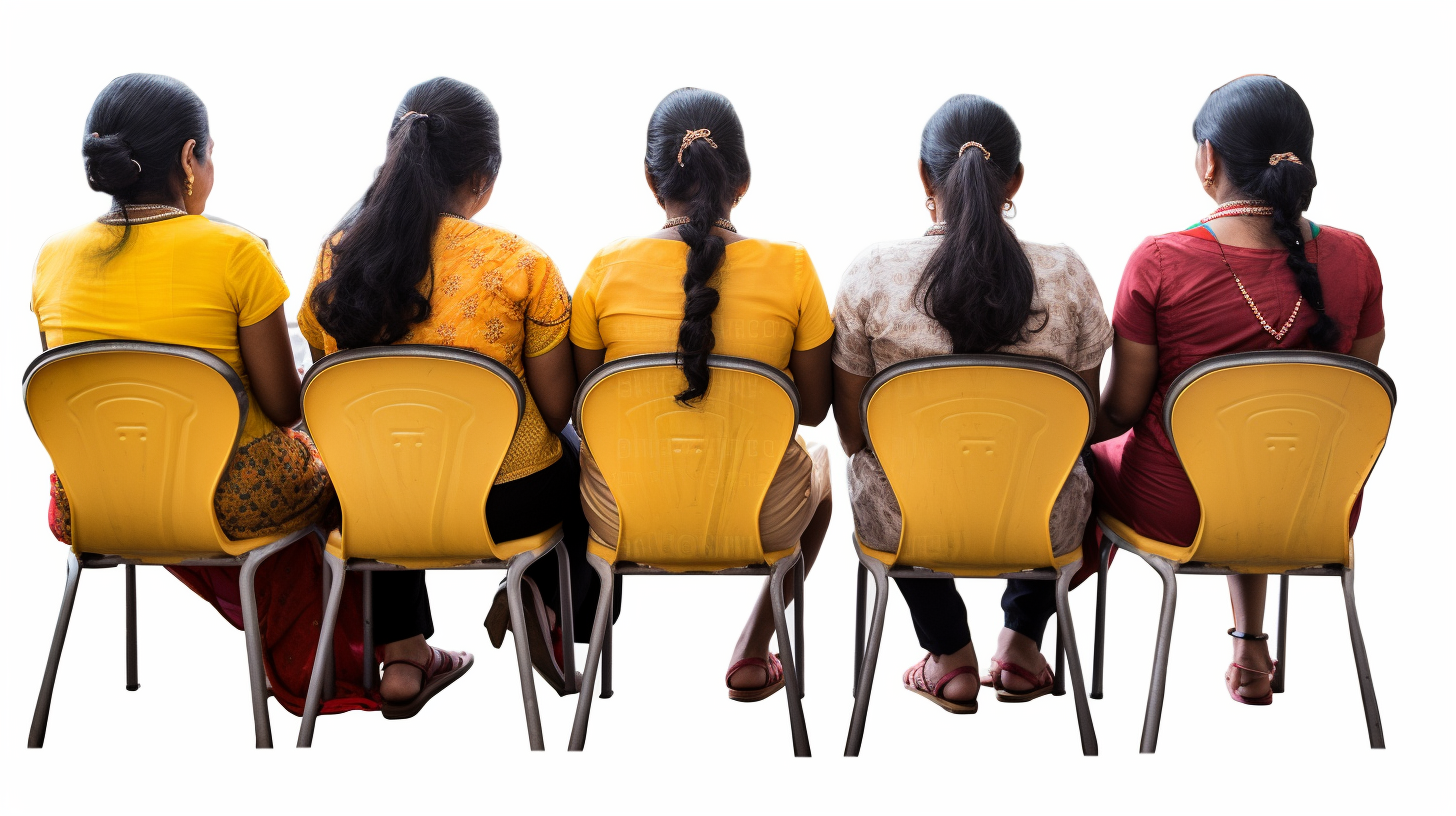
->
[1165, 351, 1396, 570]
[24, 341, 246, 560]
[574, 353, 799, 571]
[300, 346, 523, 568]
[861, 355, 1094, 576]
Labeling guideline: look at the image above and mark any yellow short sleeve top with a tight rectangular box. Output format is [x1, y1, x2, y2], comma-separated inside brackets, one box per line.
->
[31, 215, 290, 444]
[297, 216, 571, 484]
[570, 237, 834, 377]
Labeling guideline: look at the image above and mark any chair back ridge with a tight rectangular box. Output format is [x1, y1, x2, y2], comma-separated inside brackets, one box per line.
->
[861, 354, 1094, 576]
[24, 340, 248, 560]
[300, 345, 524, 568]
[1163, 351, 1395, 571]
[574, 353, 799, 571]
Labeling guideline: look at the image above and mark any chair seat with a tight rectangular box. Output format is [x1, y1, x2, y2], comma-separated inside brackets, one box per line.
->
[586, 534, 800, 573]
[855, 533, 1080, 577]
[326, 523, 564, 570]
[1097, 513, 1193, 564]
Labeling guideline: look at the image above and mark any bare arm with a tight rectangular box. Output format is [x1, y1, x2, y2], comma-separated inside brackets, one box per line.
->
[1077, 363, 1102, 427]
[572, 344, 606, 388]
[1092, 334, 1158, 444]
[309, 345, 326, 363]
[524, 342, 576, 433]
[833, 364, 870, 456]
[1348, 328, 1385, 365]
[788, 340, 833, 427]
[239, 305, 302, 428]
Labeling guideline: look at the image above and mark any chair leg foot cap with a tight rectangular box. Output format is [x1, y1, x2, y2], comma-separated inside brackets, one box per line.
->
[126, 684, 140, 691]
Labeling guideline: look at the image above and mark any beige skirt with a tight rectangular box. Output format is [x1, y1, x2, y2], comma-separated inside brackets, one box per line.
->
[580, 435, 830, 554]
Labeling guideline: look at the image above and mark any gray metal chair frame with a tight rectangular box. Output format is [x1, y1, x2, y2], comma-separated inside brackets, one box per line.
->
[24, 341, 324, 748]
[294, 346, 575, 750]
[1089, 350, 1395, 752]
[844, 354, 1099, 757]
[565, 353, 811, 757]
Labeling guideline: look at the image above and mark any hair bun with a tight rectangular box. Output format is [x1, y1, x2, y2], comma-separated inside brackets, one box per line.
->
[83, 132, 141, 194]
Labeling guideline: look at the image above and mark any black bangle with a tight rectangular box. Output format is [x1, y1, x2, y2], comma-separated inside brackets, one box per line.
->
[1228, 628, 1269, 641]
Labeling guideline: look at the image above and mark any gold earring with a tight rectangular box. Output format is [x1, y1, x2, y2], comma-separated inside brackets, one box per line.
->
[185, 176, 194, 197]
[925, 197, 936, 211]
[1203, 176, 1215, 189]
[732, 195, 742, 207]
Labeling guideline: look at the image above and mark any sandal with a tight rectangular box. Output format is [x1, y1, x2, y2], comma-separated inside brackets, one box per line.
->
[903, 653, 978, 714]
[726, 654, 785, 703]
[484, 577, 579, 697]
[984, 657, 1055, 703]
[379, 646, 473, 720]
[1226, 628, 1276, 706]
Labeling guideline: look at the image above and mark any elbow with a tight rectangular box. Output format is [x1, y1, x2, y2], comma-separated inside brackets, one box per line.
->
[269, 406, 303, 429]
[799, 401, 830, 427]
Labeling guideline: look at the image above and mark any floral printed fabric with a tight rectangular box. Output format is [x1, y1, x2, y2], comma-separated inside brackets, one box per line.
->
[298, 218, 572, 483]
[831, 236, 1114, 555]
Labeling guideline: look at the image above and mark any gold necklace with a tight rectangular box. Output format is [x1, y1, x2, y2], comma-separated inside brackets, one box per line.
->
[97, 203, 188, 225]
[663, 216, 736, 233]
[1209, 233, 1318, 343]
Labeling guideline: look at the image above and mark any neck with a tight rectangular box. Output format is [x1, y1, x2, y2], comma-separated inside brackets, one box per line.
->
[662, 201, 729, 223]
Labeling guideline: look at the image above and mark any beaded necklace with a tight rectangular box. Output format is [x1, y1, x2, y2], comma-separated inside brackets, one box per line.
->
[663, 216, 737, 233]
[97, 203, 189, 225]
[1201, 199, 1273, 222]
[924, 222, 947, 236]
[1205, 222, 1319, 343]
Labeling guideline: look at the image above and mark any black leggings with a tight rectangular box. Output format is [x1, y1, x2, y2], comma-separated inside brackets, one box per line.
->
[371, 427, 620, 645]
[895, 578, 1057, 655]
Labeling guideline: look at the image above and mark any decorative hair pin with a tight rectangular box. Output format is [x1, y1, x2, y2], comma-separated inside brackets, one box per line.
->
[958, 141, 991, 161]
[1269, 152, 1302, 166]
[400, 110, 430, 122]
[677, 129, 718, 166]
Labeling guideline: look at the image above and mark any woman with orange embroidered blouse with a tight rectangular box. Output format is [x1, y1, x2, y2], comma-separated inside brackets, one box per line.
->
[299, 77, 596, 712]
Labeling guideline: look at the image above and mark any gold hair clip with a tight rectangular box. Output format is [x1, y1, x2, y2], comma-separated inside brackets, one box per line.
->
[677, 129, 718, 166]
[958, 141, 991, 161]
[400, 110, 430, 121]
[1269, 152, 1303, 166]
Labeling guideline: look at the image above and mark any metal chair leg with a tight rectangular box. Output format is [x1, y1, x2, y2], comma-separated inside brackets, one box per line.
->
[361, 569, 376, 692]
[506, 548, 548, 751]
[297, 550, 347, 747]
[1273, 574, 1289, 694]
[1341, 567, 1385, 749]
[845, 556, 889, 757]
[319, 556, 336, 703]
[1052, 622, 1066, 696]
[1091, 538, 1112, 699]
[600, 608, 614, 699]
[125, 564, 139, 692]
[29, 553, 82, 748]
[1133, 549, 1178, 754]
[853, 560, 866, 698]
[239, 534, 303, 749]
[1055, 563, 1098, 756]
[794, 554, 805, 698]
[769, 553, 810, 757]
[555, 535, 577, 694]
[568, 553, 616, 751]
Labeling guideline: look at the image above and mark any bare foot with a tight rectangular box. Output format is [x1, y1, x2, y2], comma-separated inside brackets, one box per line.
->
[1230, 636, 1273, 700]
[379, 635, 432, 703]
[986, 628, 1049, 692]
[913, 641, 979, 702]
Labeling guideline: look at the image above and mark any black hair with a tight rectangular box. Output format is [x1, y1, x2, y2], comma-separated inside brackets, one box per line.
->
[644, 88, 751, 403]
[916, 95, 1042, 354]
[82, 73, 210, 252]
[310, 77, 502, 349]
[1194, 75, 1335, 349]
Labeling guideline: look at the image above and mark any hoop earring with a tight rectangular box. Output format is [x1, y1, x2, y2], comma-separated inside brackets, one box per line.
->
[925, 197, 935, 211]
[1003, 201, 1017, 218]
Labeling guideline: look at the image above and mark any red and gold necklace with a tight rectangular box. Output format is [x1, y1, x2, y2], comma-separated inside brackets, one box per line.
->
[1206, 221, 1318, 343]
[1201, 199, 1273, 222]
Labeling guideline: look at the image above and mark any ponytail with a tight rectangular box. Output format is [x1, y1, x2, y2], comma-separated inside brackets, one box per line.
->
[643, 89, 752, 404]
[1193, 75, 1336, 349]
[311, 77, 501, 350]
[916, 95, 1042, 353]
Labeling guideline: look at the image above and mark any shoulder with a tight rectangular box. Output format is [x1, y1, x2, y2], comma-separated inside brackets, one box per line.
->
[1020, 240, 1088, 276]
[1311, 224, 1374, 257]
[447, 221, 553, 268]
[37, 221, 106, 262]
[185, 215, 273, 259]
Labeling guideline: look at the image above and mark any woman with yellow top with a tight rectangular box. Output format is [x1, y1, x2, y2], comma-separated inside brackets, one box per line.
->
[571, 88, 835, 701]
[33, 75, 334, 609]
[300, 77, 598, 709]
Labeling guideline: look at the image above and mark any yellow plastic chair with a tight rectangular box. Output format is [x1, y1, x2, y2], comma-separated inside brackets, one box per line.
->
[845, 355, 1098, 757]
[24, 340, 324, 748]
[1089, 350, 1395, 752]
[296, 346, 573, 750]
[566, 353, 810, 756]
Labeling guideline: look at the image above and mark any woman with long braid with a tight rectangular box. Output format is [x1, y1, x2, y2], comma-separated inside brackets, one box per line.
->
[1092, 75, 1387, 705]
[570, 88, 834, 701]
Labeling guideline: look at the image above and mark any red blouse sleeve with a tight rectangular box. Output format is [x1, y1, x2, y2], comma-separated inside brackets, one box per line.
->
[1112, 237, 1162, 345]
[1354, 237, 1385, 340]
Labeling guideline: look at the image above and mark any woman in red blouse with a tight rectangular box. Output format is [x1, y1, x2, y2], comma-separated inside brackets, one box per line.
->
[1091, 75, 1386, 705]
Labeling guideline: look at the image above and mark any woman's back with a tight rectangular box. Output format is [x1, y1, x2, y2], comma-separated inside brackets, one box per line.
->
[570, 236, 832, 376]
[33, 214, 288, 442]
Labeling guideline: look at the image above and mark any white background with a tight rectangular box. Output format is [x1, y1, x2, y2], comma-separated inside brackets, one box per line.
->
[1, 1, 1450, 813]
